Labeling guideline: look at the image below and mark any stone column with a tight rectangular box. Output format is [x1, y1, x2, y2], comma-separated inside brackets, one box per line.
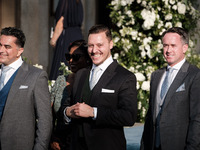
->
[82, 0, 96, 39]
[20, 0, 50, 71]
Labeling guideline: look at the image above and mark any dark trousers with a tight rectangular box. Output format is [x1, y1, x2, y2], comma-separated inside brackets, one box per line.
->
[77, 137, 88, 150]
[154, 146, 161, 150]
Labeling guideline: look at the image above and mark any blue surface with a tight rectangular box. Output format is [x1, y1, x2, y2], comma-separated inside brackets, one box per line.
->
[124, 125, 144, 150]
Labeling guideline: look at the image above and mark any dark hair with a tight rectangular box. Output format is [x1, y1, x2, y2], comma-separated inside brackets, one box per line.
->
[0, 27, 26, 48]
[161, 27, 189, 45]
[68, 39, 91, 64]
[88, 24, 112, 41]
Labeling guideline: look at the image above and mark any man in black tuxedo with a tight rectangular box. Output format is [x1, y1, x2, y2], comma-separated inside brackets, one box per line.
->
[63, 24, 137, 150]
[141, 27, 200, 150]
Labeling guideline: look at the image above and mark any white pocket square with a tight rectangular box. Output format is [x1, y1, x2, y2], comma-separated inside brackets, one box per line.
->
[101, 88, 115, 93]
[19, 85, 28, 89]
[176, 83, 185, 92]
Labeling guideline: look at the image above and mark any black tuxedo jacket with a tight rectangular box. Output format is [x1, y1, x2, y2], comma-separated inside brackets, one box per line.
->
[141, 61, 200, 150]
[63, 60, 137, 150]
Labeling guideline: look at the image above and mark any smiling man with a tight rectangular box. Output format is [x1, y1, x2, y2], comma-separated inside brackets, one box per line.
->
[62, 24, 138, 150]
[141, 27, 200, 150]
[0, 27, 52, 150]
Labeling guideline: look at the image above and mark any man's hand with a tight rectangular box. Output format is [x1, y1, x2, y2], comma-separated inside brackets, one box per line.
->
[65, 104, 79, 118]
[74, 102, 94, 118]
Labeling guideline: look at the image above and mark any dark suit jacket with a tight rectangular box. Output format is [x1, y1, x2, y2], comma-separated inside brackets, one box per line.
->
[141, 61, 200, 150]
[63, 60, 137, 150]
[0, 62, 52, 150]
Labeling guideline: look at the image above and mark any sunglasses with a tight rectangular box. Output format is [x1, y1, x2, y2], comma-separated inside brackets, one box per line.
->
[65, 54, 85, 61]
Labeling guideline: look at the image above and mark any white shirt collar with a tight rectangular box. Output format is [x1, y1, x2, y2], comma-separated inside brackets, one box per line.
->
[167, 58, 186, 70]
[91, 56, 113, 71]
[1, 57, 23, 70]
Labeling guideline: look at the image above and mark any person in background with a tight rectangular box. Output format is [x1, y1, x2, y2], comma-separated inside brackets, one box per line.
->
[62, 24, 138, 150]
[141, 27, 200, 150]
[0, 27, 52, 150]
[50, 40, 92, 150]
[49, 0, 84, 80]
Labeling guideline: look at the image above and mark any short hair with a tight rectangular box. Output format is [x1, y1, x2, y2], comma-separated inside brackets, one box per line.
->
[0, 27, 26, 48]
[88, 24, 112, 41]
[161, 27, 189, 45]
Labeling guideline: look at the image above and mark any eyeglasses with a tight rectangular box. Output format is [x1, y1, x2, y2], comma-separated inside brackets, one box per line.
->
[65, 54, 85, 61]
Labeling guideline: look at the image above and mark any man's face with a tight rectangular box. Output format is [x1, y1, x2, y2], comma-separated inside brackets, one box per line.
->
[162, 33, 188, 67]
[88, 32, 113, 66]
[0, 35, 23, 66]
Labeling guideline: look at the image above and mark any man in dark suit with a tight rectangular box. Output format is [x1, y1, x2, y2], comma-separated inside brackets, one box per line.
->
[0, 27, 52, 150]
[141, 27, 200, 150]
[63, 24, 137, 150]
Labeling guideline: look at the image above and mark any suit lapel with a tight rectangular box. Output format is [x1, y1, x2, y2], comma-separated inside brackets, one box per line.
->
[162, 62, 189, 110]
[73, 68, 90, 103]
[3, 63, 28, 114]
[90, 61, 118, 105]
[152, 68, 165, 123]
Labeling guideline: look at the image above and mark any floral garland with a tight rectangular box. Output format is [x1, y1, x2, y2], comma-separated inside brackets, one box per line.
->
[109, 0, 200, 122]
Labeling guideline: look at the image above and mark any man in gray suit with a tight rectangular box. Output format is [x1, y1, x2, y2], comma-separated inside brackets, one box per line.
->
[141, 27, 200, 150]
[0, 27, 52, 150]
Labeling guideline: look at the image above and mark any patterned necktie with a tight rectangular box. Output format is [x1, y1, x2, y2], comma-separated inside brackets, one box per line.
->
[90, 67, 101, 90]
[0, 66, 11, 90]
[160, 67, 174, 99]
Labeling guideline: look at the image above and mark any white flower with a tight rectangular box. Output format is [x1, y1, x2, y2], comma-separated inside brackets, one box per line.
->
[129, 66, 135, 72]
[137, 81, 140, 90]
[141, 9, 156, 30]
[130, 30, 138, 40]
[121, 0, 127, 6]
[165, 22, 172, 28]
[33, 64, 43, 69]
[159, 28, 166, 35]
[138, 101, 142, 110]
[142, 107, 146, 117]
[165, 13, 173, 20]
[158, 20, 164, 29]
[172, 5, 177, 10]
[141, 49, 146, 57]
[113, 53, 119, 59]
[177, 2, 186, 14]
[60, 62, 65, 66]
[113, 37, 120, 43]
[169, 0, 175, 5]
[137, 0, 141, 4]
[141, 81, 150, 91]
[141, 1, 147, 7]
[135, 72, 145, 81]
[189, 39, 194, 48]
[175, 22, 182, 27]
[127, 10, 132, 16]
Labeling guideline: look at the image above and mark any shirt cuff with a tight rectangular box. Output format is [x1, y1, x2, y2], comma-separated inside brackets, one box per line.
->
[93, 107, 97, 120]
[64, 107, 71, 123]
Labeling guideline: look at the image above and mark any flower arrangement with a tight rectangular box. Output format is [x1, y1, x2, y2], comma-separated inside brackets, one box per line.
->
[48, 62, 72, 92]
[109, 0, 200, 122]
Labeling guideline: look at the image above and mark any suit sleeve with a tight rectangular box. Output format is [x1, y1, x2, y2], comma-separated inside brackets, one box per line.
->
[33, 71, 53, 150]
[186, 71, 200, 149]
[96, 73, 137, 127]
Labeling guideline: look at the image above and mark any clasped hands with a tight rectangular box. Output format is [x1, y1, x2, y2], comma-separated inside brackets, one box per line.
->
[66, 102, 94, 118]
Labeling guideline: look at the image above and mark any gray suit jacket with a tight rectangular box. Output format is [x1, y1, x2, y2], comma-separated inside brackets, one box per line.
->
[0, 62, 52, 150]
[141, 61, 200, 150]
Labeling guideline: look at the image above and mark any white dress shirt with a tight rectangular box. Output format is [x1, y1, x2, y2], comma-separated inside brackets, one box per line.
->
[64, 56, 114, 122]
[156, 58, 186, 116]
[0, 57, 23, 86]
